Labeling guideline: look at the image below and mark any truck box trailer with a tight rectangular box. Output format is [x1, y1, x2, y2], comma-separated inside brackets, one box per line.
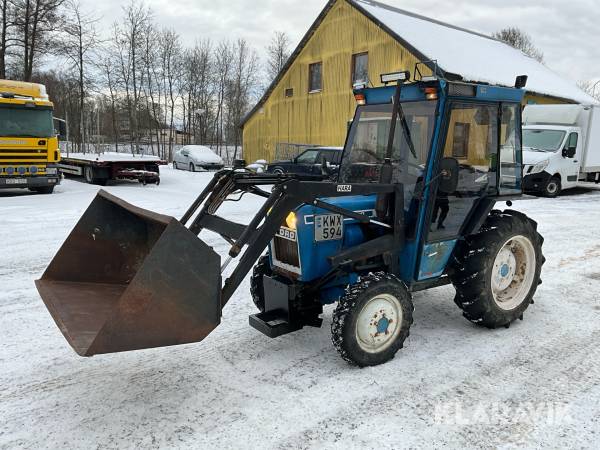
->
[522, 104, 600, 196]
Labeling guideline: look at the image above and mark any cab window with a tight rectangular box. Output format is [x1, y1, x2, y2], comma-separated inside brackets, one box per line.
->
[499, 104, 522, 194]
[428, 103, 499, 242]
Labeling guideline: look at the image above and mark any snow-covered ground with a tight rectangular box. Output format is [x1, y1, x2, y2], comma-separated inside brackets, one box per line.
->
[1, 168, 599, 449]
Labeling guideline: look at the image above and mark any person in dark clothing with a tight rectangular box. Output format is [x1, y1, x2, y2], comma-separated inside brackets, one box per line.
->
[431, 192, 450, 230]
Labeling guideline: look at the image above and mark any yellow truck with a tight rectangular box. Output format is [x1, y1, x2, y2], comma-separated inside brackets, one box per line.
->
[0, 79, 62, 194]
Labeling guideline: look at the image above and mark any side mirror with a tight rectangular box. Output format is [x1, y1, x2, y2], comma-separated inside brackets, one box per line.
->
[438, 157, 460, 194]
[55, 119, 67, 139]
[562, 146, 576, 159]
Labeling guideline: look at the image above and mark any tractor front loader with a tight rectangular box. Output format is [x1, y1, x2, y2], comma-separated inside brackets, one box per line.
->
[37, 72, 545, 366]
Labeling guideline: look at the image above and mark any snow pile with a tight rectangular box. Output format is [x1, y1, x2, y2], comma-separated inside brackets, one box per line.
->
[352, 0, 598, 105]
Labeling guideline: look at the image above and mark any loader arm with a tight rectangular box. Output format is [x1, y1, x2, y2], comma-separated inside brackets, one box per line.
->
[181, 170, 398, 306]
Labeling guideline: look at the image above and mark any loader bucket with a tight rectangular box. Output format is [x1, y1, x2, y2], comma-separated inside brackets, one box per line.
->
[35, 190, 222, 356]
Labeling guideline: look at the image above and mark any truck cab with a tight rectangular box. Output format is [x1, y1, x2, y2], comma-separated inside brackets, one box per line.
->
[522, 104, 600, 197]
[0, 79, 61, 194]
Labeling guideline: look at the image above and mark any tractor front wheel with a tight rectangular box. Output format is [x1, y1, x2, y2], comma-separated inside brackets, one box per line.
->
[332, 273, 414, 367]
[451, 210, 545, 329]
[250, 255, 273, 312]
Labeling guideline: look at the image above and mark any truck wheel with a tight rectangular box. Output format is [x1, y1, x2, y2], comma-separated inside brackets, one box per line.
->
[451, 210, 545, 329]
[250, 255, 273, 312]
[544, 176, 561, 197]
[84, 166, 108, 186]
[84, 166, 95, 184]
[332, 273, 414, 367]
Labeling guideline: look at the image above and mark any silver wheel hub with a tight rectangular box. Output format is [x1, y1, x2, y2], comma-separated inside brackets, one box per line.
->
[355, 294, 403, 354]
[492, 235, 536, 311]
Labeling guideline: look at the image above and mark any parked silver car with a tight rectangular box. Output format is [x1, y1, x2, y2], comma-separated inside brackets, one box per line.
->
[173, 146, 225, 172]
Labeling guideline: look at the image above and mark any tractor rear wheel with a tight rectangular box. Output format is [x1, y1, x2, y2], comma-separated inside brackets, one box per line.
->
[250, 255, 273, 312]
[451, 210, 545, 329]
[332, 273, 414, 367]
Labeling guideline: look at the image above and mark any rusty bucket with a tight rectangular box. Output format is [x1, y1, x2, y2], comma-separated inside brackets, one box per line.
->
[35, 190, 222, 356]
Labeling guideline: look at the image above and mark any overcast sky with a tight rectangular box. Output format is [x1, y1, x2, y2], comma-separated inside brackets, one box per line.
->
[92, 0, 600, 85]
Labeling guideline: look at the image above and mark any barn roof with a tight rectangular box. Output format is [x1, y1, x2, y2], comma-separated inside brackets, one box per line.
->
[242, 0, 596, 127]
[352, 0, 597, 104]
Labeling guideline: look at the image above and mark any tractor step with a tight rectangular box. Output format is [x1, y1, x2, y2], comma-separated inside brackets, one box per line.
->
[249, 311, 323, 338]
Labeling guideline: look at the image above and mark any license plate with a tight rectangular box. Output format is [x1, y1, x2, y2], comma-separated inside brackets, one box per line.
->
[315, 214, 343, 242]
[5, 178, 26, 185]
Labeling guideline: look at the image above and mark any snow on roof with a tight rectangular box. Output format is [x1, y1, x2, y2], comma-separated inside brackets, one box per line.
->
[351, 0, 598, 105]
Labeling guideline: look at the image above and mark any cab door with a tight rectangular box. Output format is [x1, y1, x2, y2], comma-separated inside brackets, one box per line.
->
[418, 101, 502, 280]
[562, 132, 581, 187]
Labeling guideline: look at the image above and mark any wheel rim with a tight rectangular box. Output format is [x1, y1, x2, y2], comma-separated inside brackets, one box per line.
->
[492, 235, 536, 311]
[274, 168, 284, 175]
[547, 181, 558, 194]
[355, 293, 403, 354]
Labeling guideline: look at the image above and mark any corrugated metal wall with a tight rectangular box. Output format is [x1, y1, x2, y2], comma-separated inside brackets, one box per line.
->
[243, 0, 421, 163]
[242, 0, 569, 163]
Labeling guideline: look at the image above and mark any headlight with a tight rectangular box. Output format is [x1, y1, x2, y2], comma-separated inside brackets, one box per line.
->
[530, 160, 549, 175]
[285, 211, 298, 230]
[46, 167, 58, 175]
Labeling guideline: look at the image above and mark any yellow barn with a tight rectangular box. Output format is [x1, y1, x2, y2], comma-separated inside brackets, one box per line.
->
[242, 0, 595, 163]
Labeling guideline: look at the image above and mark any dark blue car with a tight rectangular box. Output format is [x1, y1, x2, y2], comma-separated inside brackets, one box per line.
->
[267, 147, 343, 176]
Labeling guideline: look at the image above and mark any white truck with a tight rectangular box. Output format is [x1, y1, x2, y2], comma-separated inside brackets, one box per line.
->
[522, 104, 600, 196]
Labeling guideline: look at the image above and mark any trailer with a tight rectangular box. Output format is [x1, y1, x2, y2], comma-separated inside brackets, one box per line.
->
[58, 152, 167, 186]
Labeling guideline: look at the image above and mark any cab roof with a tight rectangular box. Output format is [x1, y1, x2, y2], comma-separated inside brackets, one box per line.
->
[359, 79, 525, 105]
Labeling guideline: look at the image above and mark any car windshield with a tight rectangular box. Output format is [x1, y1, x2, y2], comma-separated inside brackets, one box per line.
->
[339, 101, 438, 184]
[523, 129, 566, 152]
[0, 107, 54, 138]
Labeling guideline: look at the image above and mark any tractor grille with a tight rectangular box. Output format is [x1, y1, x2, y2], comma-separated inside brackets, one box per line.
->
[274, 236, 300, 267]
[271, 227, 301, 275]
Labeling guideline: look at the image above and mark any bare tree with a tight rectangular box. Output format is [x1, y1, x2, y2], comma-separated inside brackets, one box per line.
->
[228, 38, 259, 160]
[59, 0, 100, 151]
[114, 1, 151, 154]
[266, 30, 290, 82]
[158, 28, 181, 161]
[13, 0, 66, 80]
[213, 40, 233, 157]
[577, 79, 600, 101]
[97, 49, 120, 151]
[493, 27, 544, 63]
[0, 0, 18, 78]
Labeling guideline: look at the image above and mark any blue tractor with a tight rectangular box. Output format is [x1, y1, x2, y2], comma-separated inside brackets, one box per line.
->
[36, 72, 545, 367]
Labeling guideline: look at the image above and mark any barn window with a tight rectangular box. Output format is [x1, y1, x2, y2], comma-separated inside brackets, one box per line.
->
[285, 88, 294, 98]
[309, 62, 322, 93]
[352, 53, 369, 85]
[452, 122, 470, 158]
